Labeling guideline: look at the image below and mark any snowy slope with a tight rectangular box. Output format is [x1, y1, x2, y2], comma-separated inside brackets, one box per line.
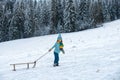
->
[0, 20, 120, 80]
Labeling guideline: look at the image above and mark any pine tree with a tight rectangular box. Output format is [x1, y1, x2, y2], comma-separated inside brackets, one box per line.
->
[0, 1, 4, 41]
[34, 0, 42, 36]
[24, 0, 36, 37]
[116, 0, 120, 19]
[40, 0, 50, 35]
[50, 0, 58, 34]
[64, 0, 76, 32]
[91, 0, 103, 27]
[57, 0, 64, 33]
[1, 0, 14, 41]
[110, 0, 118, 21]
[42, 0, 50, 27]
[78, 0, 91, 30]
[102, 1, 111, 22]
[9, 0, 25, 40]
[50, 0, 64, 33]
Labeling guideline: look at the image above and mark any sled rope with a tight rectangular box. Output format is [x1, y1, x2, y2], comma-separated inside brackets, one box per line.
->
[34, 51, 49, 62]
[33, 51, 49, 68]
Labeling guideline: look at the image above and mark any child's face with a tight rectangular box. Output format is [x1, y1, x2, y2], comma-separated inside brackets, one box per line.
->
[57, 40, 61, 43]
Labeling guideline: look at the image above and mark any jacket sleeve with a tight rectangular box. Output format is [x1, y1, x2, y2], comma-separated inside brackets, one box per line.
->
[51, 43, 56, 49]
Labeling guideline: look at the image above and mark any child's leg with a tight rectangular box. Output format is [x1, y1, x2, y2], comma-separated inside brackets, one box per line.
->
[54, 52, 59, 66]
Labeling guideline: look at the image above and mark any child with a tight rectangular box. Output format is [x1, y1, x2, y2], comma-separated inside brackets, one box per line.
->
[49, 34, 65, 67]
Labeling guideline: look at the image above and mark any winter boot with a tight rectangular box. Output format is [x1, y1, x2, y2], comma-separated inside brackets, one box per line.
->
[53, 63, 59, 67]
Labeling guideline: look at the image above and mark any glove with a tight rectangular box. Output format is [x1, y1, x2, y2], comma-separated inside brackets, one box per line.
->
[49, 49, 52, 52]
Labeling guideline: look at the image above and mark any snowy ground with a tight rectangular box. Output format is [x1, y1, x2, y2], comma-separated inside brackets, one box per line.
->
[0, 20, 120, 80]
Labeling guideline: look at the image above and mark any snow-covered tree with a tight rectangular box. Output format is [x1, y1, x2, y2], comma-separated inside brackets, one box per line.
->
[9, 0, 25, 39]
[91, 0, 103, 27]
[0, 1, 5, 41]
[109, 0, 118, 21]
[77, 0, 91, 30]
[64, 0, 76, 32]
[50, 0, 64, 33]
[24, 0, 36, 37]
[56, 0, 64, 33]
[50, 0, 58, 34]
[102, 1, 111, 22]
[39, 0, 50, 35]
[1, 0, 14, 41]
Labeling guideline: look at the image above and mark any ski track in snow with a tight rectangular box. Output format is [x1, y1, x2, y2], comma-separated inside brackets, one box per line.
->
[0, 20, 120, 80]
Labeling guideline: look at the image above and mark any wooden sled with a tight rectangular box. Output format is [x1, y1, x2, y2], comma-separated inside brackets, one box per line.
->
[10, 61, 36, 71]
[10, 51, 49, 71]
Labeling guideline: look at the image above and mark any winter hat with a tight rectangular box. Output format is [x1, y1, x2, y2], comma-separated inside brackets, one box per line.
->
[57, 33, 62, 40]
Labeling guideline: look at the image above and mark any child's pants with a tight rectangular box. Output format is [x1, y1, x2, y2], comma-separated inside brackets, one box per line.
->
[54, 52, 59, 64]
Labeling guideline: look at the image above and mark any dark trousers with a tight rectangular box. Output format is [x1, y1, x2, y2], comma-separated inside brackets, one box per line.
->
[54, 52, 59, 64]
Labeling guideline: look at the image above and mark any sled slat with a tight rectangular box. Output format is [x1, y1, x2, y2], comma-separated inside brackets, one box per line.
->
[10, 62, 35, 71]
[10, 62, 34, 65]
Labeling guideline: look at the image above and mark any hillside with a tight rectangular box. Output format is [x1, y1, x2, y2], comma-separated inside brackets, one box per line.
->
[0, 20, 120, 80]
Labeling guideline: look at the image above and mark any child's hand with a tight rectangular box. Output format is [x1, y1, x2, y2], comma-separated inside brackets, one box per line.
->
[49, 49, 52, 52]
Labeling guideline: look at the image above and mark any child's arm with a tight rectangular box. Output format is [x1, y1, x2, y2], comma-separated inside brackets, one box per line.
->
[49, 43, 56, 52]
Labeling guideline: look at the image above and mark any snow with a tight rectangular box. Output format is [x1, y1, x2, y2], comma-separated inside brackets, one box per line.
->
[0, 20, 120, 80]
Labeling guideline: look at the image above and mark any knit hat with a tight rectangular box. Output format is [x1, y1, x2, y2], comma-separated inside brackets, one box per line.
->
[57, 33, 62, 40]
